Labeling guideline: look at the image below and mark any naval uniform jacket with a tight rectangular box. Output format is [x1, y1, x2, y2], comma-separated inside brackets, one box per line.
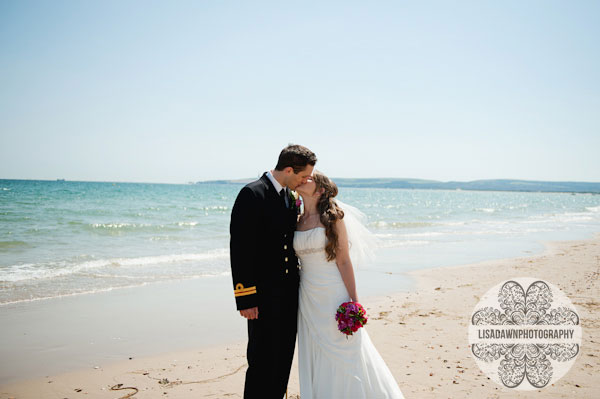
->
[229, 172, 300, 315]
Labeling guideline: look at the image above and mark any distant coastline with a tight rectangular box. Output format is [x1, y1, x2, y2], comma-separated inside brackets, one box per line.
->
[2, 178, 600, 194]
[195, 177, 600, 194]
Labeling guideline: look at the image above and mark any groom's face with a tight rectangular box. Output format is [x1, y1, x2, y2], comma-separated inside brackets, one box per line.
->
[287, 165, 314, 190]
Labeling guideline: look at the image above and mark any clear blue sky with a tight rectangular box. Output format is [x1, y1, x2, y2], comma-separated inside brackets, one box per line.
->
[1, 1, 599, 184]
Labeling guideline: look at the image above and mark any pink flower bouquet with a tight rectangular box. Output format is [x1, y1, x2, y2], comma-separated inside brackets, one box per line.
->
[335, 301, 368, 336]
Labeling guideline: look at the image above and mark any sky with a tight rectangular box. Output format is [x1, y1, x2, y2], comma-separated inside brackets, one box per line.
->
[1, 1, 599, 184]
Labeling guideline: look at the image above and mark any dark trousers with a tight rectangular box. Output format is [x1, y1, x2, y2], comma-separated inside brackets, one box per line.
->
[243, 302, 298, 398]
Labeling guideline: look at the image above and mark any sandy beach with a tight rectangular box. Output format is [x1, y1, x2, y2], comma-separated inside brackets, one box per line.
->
[1, 233, 598, 399]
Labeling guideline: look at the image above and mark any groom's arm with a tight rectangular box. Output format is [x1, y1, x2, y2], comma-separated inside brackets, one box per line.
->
[229, 186, 260, 314]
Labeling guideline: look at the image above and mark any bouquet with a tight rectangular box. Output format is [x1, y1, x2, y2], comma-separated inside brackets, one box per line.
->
[335, 301, 368, 336]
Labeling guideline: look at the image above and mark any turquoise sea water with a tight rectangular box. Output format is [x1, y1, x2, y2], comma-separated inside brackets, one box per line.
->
[1, 179, 600, 305]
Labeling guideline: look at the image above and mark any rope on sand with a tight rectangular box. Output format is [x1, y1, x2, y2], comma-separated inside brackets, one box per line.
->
[139, 363, 247, 387]
[110, 383, 139, 398]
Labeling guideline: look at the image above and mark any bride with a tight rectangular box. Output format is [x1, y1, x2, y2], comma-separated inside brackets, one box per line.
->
[293, 171, 405, 399]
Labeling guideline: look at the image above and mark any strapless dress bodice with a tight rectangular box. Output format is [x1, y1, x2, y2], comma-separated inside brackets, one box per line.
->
[294, 227, 328, 257]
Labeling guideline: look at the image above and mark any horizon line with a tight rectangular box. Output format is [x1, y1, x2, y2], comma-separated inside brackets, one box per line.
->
[2, 176, 600, 185]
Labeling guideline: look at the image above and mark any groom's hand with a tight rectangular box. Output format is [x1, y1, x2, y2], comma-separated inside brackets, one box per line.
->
[239, 306, 259, 320]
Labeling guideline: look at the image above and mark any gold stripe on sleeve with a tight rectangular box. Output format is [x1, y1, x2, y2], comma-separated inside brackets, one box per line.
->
[235, 289, 257, 297]
[234, 283, 257, 297]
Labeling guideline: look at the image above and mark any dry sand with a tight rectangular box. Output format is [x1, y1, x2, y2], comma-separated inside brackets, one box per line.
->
[1, 233, 598, 399]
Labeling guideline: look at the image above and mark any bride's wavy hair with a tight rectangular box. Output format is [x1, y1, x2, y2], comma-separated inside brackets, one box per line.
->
[313, 171, 345, 261]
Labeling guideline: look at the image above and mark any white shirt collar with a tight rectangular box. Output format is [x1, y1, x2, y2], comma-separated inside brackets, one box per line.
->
[266, 170, 285, 194]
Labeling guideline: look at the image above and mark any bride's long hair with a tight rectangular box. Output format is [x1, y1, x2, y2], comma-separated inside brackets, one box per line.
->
[313, 171, 345, 261]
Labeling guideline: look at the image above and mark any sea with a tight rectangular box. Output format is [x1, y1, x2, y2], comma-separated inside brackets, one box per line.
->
[1, 179, 600, 306]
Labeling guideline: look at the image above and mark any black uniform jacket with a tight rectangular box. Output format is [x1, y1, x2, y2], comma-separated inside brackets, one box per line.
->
[229, 172, 300, 314]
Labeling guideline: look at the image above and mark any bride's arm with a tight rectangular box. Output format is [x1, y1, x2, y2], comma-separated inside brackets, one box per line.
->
[334, 218, 359, 302]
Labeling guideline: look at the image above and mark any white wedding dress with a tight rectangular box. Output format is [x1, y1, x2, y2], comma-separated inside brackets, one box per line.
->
[294, 227, 405, 399]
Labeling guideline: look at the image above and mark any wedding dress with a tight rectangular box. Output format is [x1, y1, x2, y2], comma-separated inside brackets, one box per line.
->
[294, 226, 405, 398]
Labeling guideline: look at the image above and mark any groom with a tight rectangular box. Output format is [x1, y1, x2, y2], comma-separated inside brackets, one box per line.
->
[230, 144, 316, 398]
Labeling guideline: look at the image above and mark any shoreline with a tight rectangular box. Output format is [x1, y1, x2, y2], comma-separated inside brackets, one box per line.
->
[1, 233, 598, 398]
[3, 218, 595, 309]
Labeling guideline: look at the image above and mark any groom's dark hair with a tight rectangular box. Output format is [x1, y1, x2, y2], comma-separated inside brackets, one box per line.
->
[275, 144, 317, 174]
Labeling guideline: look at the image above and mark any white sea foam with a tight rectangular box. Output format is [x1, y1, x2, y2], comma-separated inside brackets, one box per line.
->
[396, 232, 445, 238]
[527, 212, 595, 224]
[176, 221, 198, 226]
[371, 221, 436, 229]
[87, 221, 201, 231]
[439, 221, 467, 226]
[378, 240, 430, 248]
[91, 223, 144, 228]
[0, 249, 229, 282]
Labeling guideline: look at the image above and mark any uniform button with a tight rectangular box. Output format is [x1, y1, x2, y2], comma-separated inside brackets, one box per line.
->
[284, 234, 287, 238]
[284, 245, 287, 250]
[285, 257, 288, 262]
[285, 269, 289, 274]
